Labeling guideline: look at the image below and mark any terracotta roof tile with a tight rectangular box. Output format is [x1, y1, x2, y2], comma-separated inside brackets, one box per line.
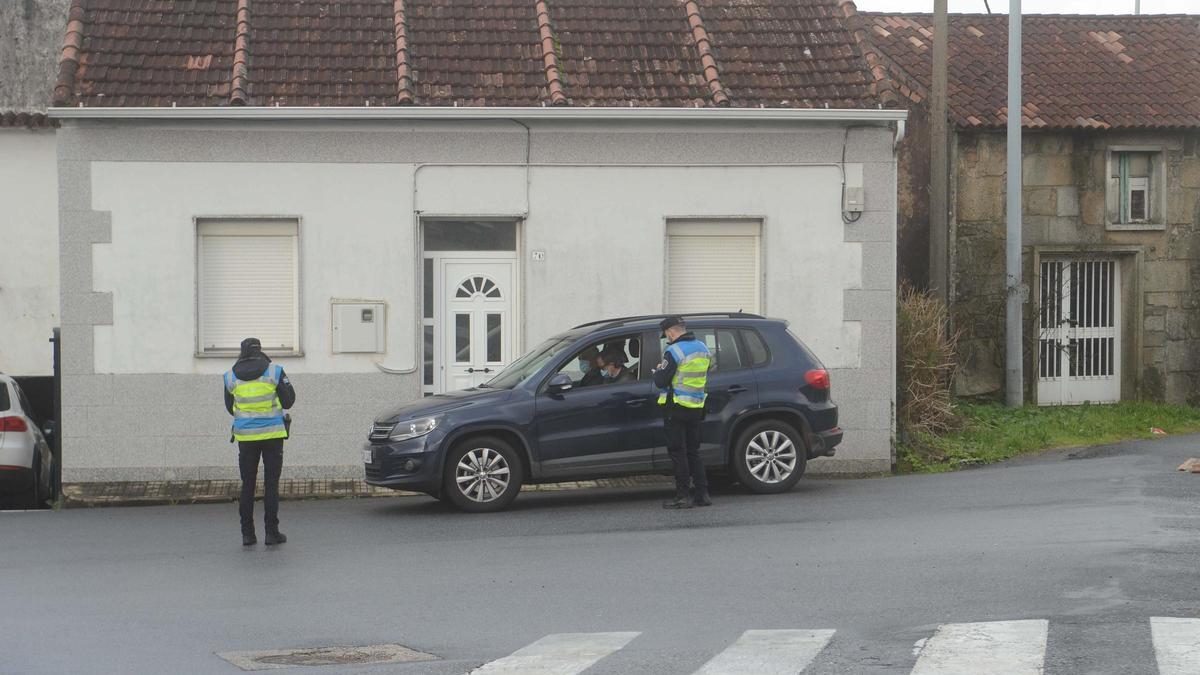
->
[53, 0, 885, 109]
[0, 111, 56, 128]
[860, 12, 1200, 129]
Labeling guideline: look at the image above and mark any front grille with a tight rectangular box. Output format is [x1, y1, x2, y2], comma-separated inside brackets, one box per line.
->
[369, 422, 394, 443]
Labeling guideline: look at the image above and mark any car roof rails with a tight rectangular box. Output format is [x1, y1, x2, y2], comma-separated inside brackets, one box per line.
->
[572, 312, 766, 331]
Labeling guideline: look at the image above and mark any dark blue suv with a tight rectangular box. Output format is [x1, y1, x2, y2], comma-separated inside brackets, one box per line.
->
[364, 313, 842, 512]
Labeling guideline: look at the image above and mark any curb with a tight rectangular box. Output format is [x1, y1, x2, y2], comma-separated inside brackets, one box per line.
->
[62, 476, 676, 508]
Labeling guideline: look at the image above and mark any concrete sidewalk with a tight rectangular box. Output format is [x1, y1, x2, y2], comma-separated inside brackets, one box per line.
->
[61, 475, 675, 508]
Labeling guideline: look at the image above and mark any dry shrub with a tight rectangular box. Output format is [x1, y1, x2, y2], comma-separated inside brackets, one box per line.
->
[898, 282, 961, 439]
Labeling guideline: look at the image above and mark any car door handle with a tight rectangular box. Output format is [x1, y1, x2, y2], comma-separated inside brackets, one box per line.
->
[626, 397, 649, 406]
[727, 385, 748, 394]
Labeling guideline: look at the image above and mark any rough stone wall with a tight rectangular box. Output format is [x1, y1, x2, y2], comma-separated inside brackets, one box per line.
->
[0, 0, 70, 111]
[948, 129, 1200, 404]
[896, 102, 931, 289]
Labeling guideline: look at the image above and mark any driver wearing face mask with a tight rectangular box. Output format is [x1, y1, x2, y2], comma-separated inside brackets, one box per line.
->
[599, 348, 637, 385]
[577, 347, 604, 387]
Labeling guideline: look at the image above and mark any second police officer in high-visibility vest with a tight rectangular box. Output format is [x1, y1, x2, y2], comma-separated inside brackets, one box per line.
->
[224, 337, 296, 546]
[653, 316, 712, 509]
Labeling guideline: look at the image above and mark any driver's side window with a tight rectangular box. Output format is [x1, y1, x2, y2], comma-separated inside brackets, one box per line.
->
[555, 335, 643, 387]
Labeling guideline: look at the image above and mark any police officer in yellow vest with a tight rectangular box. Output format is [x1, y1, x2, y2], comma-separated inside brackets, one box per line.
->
[224, 337, 296, 546]
[653, 317, 712, 509]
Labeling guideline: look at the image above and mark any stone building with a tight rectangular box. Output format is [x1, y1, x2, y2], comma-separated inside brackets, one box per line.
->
[862, 12, 1200, 405]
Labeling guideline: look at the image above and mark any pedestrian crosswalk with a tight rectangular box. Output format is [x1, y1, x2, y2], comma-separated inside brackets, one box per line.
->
[466, 617, 1200, 674]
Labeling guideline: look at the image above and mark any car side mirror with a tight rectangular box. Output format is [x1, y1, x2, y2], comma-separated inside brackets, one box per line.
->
[547, 373, 574, 395]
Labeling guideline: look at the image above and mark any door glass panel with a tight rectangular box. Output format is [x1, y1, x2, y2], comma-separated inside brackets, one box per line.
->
[423, 325, 434, 385]
[716, 330, 746, 370]
[423, 259, 433, 319]
[454, 314, 471, 363]
[487, 314, 502, 363]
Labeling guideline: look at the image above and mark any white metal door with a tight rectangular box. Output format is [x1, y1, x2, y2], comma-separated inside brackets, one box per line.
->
[1038, 258, 1121, 405]
[441, 260, 515, 391]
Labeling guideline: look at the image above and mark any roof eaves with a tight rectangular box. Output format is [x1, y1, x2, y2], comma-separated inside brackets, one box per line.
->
[48, 106, 908, 123]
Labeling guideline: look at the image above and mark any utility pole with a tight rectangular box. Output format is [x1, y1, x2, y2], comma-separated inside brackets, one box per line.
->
[930, 0, 949, 301]
[1135, 0, 1141, 14]
[1006, 0, 1024, 407]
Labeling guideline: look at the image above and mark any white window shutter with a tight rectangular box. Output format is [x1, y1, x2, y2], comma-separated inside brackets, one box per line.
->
[667, 221, 761, 314]
[198, 222, 298, 353]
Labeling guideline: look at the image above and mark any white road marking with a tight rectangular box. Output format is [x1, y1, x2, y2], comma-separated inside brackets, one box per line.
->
[693, 629, 836, 675]
[910, 620, 1048, 675]
[470, 632, 639, 675]
[1151, 617, 1200, 675]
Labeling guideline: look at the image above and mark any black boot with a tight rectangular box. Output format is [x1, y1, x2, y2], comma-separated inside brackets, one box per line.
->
[662, 493, 693, 509]
[693, 488, 712, 507]
[242, 531, 257, 546]
[265, 530, 287, 545]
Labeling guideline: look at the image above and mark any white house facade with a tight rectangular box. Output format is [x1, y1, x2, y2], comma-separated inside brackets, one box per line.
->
[0, 122, 58, 380]
[47, 0, 904, 483]
[52, 108, 902, 481]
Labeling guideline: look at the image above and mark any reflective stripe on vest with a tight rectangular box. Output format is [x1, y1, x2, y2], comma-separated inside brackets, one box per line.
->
[225, 364, 287, 441]
[657, 339, 710, 408]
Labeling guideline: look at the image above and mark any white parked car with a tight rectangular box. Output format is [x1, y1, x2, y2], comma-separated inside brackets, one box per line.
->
[0, 373, 55, 509]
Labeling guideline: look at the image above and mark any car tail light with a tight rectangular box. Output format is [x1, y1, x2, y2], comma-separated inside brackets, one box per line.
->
[0, 416, 28, 432]
[804, 369, 831, 390]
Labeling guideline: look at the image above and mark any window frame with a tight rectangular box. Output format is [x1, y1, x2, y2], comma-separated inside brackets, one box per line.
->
[663, 218, 765, 315]
[1105, 147, 1166, 231]
[194, 216, 304, 358]
[550, 333, 646, 388]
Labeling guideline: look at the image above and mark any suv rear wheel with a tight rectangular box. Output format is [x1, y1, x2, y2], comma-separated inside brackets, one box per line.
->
[732, 419, 806, 494]
[443, 436, 523, 513]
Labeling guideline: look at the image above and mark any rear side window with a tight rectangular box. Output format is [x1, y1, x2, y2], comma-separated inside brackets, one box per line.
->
[0, 383, 9, 412]
[741, 329, 770, 366]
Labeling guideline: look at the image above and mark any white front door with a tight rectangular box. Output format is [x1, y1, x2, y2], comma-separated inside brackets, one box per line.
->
[441, 259, 516, 391]
[1038, 258, 1121, 405]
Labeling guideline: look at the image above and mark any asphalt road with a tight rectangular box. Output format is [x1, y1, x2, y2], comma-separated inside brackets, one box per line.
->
[3, 434, 1200, 674]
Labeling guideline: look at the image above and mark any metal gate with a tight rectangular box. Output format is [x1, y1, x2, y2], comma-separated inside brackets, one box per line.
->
[1038, 258, 1121, 405]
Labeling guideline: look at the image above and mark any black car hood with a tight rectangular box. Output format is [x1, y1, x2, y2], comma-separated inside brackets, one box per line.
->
[375, 387, 510, 424]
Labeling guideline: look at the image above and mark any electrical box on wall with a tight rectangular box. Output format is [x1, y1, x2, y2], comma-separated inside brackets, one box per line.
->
[331, 300, 386, 353]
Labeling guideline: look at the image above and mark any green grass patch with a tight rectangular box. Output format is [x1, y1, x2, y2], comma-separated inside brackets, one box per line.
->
[898, 401, 1200, 473]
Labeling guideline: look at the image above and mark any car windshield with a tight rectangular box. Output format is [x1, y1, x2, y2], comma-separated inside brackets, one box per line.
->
[484, 335, 578, 389]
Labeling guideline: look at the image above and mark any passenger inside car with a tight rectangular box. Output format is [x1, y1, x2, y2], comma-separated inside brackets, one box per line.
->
[598, 347, 637, 384]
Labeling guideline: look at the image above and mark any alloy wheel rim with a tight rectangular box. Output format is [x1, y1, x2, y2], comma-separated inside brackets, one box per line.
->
[455, 447, 511, 502]
[745, 430, 797, 484]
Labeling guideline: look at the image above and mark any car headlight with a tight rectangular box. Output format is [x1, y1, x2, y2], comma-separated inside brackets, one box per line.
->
[389, 416, 440, 441]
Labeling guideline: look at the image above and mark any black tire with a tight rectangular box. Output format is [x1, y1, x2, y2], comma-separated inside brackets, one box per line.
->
[731, 419, 807, 495]
[442, 436, 523, 513]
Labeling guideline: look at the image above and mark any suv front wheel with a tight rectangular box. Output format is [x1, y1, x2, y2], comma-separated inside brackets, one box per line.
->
[443, 436, 523, 513]
[732, 420, 806, 494]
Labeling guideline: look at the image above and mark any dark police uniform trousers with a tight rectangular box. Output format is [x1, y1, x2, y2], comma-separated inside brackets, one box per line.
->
[238, 438, 284, 534]
[663, 402, 707, 496]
